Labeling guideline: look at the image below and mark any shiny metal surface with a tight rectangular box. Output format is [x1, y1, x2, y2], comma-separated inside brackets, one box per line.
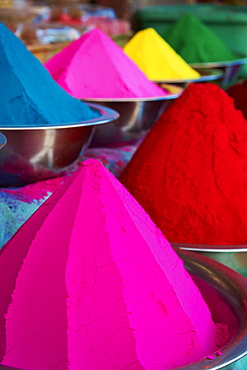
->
[172, 242, 247, 280]
[171, 242, 247, 253]
[190, 56, 247, 88]
[85, 84, 183, 147]
[154, 67, 224, 87]
[190, 56, 247, 69]
[1, 249, 247, 370]
[176, 249, 247, 369]
[0, 103, 119, 187]
[0, 133, 7, 149]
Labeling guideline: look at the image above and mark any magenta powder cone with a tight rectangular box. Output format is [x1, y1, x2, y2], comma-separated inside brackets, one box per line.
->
[0, 159, 220, 370]
[45, 28, 166, 99]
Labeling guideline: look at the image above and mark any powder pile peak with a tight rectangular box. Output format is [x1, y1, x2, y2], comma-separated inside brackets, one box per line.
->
[124, 27, 200, 81]
[0, 23, 99, 127]
[0, 159, 219, 370]
[45, 27, 166, 99]
[120, 82, 247, 245]
[164, 13, 238, 64]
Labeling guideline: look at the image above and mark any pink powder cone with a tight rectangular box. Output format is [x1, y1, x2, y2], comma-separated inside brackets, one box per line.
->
[0, 159, 218, 370]
[44, 28, 166, 99]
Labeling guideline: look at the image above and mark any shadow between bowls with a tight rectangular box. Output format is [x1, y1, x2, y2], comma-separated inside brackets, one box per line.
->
[82, 84, 183, 148]
[0, 249, 247, 370]
[0, 103, 119, 188]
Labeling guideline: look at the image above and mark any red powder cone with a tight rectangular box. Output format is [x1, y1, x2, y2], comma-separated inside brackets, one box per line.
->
[120, 82, 247, 245]
[0, 159, 218, 370]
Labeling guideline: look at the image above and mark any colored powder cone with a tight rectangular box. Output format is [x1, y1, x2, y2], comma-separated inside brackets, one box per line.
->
[45, 28, 166, 99]
[0, 23, 99, 127]
[120, 83, 247, 245]
[0, 159, 220, 370]
[164, 13, 238, 64]
[124, 27, 200, 81]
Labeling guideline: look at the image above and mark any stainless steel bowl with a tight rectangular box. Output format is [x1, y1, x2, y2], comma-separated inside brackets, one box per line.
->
[0, 103, 119, 188]
[0, 249, 247, 370]
[83, 84, 183, 147]
[176, 249, 247, 370]
[190, 56, 247, 89]
[154, 68, 224, 88]
[172, 242, 247, 280]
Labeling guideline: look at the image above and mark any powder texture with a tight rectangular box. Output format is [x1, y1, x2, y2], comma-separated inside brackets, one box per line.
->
[120, 83, 247, 245]
[164, 13, 238, 64]
[124, 27, 200, 81]
[227, 80, 247, 121]
[45, 28, 166, 99]
[0, 159, 218, 370]
[0, 23, 99, 127]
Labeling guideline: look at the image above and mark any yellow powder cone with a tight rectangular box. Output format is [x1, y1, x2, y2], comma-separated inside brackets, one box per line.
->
[124, 28, 200, 81]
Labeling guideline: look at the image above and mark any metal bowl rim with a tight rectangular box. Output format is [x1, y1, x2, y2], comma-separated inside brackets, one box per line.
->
[190, 55, 247, 69]
[80, 84, 183, 102]
[171, 242, 247, 252]
[176, 249, 247, 369]
[152, 68, 224, 83]
[0, 103, 119, 130]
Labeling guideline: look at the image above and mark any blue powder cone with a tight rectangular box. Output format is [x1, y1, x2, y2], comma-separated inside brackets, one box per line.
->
[0, 23, 100, 126]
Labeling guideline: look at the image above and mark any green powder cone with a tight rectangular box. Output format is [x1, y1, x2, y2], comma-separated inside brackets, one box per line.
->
[164, 13, 238, 64]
